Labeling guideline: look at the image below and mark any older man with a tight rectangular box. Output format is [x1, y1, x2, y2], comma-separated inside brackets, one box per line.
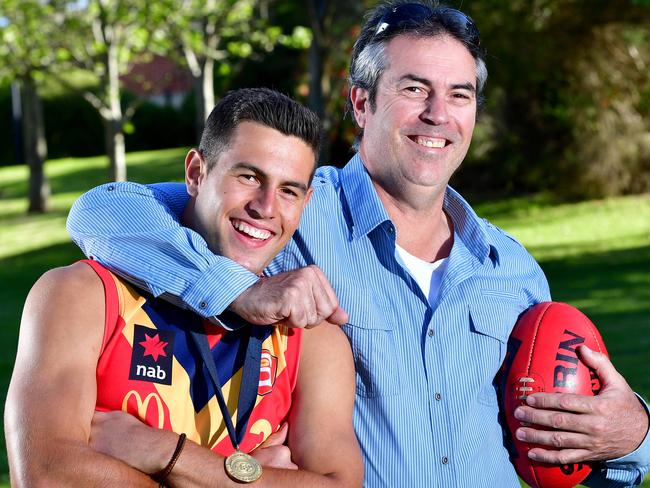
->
[66, 2, 649, 486]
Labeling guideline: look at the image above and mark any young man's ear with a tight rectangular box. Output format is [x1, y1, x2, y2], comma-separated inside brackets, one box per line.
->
[350, 86, 369, 128]
[184, 149, 206, 197]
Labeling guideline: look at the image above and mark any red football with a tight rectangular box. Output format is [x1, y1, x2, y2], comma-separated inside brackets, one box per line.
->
[501, 302, 608, 488]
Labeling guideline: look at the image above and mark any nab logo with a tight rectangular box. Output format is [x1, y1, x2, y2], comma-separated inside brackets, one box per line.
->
[258, 349, 278, 396]
[129, 325, 175, 385]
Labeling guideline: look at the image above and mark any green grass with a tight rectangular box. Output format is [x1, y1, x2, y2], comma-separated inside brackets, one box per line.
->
[0, 148, 186, 487]
[0, 152, 649, 487]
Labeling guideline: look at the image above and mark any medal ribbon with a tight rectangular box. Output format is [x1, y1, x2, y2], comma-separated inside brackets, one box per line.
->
[190, 325, 264, 450]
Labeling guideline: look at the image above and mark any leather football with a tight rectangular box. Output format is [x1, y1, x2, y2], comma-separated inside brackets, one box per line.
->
[500, 302, 608, 488]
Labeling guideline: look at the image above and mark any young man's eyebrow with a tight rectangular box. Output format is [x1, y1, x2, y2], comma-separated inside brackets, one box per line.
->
[231, 162, 309, 194]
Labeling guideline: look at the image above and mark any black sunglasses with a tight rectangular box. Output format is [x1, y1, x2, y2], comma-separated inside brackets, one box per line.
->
[373, 3, 480, 47]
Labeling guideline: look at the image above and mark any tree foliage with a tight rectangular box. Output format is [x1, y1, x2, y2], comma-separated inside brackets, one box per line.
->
[51, 0, 169, 181]
[460, 0, 650, 198]
[154, 0, 311, 142]
[2, 0, 650, 200]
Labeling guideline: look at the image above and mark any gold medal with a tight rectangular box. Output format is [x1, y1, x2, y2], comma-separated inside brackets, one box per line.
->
[225, 450, 263, 483]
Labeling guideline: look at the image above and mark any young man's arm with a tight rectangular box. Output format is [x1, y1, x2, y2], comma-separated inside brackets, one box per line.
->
[286, 322, 363, 484]
[88, 324, 363, 487]
[4, 263, 156, 486]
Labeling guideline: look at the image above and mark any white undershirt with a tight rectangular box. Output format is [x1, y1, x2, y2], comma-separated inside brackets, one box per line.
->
[395, 244, 449, 304]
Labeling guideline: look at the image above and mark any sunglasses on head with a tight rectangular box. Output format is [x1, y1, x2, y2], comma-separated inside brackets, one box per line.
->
[373, 3, 480, 47]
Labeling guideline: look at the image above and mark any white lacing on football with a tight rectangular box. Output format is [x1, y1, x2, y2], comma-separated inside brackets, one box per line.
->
[516, 377, 535, 400]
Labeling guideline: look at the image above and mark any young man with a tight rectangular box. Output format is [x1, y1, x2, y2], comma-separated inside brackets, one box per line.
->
[65, 2, 650, 487]
[5, 88, 362, 487]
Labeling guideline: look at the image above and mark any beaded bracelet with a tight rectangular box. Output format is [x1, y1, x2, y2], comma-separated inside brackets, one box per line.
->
[152, 433, 187, 488]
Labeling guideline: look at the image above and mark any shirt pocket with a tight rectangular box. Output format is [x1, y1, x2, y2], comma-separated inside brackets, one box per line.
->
[468, 301, 522, 406]
[342, 296, 402, 398]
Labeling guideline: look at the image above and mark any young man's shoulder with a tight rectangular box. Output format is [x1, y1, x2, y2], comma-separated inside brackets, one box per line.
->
[26, 261, 107, 332]
[300, 322, 351, 361]
[34, 261, 102, 296]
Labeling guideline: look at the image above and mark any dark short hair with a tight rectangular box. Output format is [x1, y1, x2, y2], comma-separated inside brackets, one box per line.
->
[199, 88, 321, 176]
[348, 1, 488, 144]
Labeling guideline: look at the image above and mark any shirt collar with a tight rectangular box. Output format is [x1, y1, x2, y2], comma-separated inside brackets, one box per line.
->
[340, 154, 392, 240]
[443, 186, 499, 265]
[340, 153, 498, 265]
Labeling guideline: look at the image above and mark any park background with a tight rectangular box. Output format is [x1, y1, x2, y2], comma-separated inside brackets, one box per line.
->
[0, 0, 649, 486]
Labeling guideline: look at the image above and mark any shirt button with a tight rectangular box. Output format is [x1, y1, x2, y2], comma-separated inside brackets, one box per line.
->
[427, 329, 434, 338]
[388, 225, 395, 234]
[200, 301, 207, 309]
[442, 456, 449, 465]
[107, 185, 115, 191]
[435, 393, 442, 401]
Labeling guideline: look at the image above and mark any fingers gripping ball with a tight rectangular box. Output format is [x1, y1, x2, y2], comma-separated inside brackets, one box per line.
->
[500, 302, 608, 488]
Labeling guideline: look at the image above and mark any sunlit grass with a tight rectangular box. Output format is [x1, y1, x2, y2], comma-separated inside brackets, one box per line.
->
[0, 148, 187, 260]
[475, 194, 650, 259]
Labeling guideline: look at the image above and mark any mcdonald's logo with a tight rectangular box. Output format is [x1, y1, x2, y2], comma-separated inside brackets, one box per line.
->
[122, 390, 166, 429]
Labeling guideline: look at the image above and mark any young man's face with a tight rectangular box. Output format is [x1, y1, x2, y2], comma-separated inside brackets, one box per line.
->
[184, 121, 315, 275]
[352, 34, 478, 196]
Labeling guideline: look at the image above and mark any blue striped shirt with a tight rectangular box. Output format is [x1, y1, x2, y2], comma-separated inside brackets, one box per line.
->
[67, 154, 650, 487]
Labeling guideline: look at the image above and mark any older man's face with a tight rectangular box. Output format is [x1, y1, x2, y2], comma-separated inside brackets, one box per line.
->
[353, 34, 477, 201]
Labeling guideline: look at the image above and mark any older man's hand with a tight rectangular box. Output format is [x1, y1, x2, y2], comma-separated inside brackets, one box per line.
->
[230, 266, 348, 329]
[513, 345, 649, 464]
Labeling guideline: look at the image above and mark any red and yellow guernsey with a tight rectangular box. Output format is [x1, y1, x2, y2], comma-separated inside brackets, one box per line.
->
[85, 260, 302, 455]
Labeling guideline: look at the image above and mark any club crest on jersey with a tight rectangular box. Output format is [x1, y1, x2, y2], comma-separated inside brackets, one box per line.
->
[258, 349, 278, 396]
[129, 325, 175, 385]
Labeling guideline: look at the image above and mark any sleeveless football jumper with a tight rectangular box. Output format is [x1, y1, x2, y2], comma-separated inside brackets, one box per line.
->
[85, 259, 302, 455]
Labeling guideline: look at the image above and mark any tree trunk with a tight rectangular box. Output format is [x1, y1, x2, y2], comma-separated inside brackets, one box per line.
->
[105, 41, 127, 181]
[21, 75, 50, 213]
[307, 0, 330, 165]
[192, 57, 215, 145]
[193, 73, 205, 145]
[103, 118, 126, 182]
[202, 56, 215, 123]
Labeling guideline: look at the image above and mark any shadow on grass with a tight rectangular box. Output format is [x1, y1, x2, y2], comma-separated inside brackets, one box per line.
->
[528, 232, 650, 258]
[0, 206, 70, 222]
[539, 244, 650, 399]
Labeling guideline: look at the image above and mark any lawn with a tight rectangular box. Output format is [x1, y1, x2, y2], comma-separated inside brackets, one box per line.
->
[0, 151, 648, 487]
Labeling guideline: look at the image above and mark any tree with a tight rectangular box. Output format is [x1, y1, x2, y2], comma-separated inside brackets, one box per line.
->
[301, 0, 376, 165]
[457, 0, 650, 198]
[0, 0, 63, 212]
[157, 0, 310, 143]
[54, 0, 168, 181]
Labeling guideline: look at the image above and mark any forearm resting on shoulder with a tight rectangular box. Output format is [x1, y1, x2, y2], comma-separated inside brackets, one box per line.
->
[66, 181, 259, 317]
